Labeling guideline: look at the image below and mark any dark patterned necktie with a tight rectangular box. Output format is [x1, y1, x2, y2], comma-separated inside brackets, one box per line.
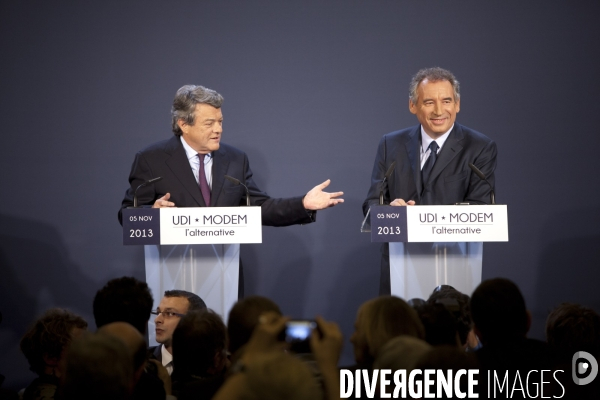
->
[198, 154, 211, 206]
[421, 141, 439, 186]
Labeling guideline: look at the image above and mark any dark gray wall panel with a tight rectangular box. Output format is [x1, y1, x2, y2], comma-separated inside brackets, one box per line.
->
[1, 1, 599, 388]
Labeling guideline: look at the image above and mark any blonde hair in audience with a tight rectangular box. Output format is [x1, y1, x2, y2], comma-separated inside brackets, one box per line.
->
[358, 296, 425, 358]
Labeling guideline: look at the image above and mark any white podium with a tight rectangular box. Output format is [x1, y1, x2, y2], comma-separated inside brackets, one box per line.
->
[122, 207, 262, 345]
[366, 205, 508, 299]
[389, 242, 483, 300]
[144, 243, 240, 345]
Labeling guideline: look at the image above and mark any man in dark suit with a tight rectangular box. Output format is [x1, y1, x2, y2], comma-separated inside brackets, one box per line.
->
[363, 67, 497, 294]
[119, 85, 343, 224]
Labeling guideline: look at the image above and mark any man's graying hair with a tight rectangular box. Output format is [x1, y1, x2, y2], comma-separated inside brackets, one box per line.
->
[172, 85, 224, 136]
[409, 67, 460, 105]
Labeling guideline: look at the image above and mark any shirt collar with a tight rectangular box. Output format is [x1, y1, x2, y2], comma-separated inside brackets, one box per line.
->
[420, 124, 454, 153]
[161, 343, 173, 366]
[180, 136, 212, 161]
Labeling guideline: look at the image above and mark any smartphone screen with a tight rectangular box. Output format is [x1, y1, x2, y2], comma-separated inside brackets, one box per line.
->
[285, 320, 316, 353]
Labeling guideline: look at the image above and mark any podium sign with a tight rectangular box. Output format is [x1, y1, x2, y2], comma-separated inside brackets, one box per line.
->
[123, 207, 262, 245]
[370, 205, 508, 243]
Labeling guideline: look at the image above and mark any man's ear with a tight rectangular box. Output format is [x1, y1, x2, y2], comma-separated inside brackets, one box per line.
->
[208, 350, 227, 374]
[409, 99, 417, 115]
[177, 119, 188, 134]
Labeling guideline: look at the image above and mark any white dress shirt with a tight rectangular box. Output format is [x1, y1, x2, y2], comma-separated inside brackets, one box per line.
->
[180, 136, 213, 189]
[420, 124, 453, 169]
[160, 344, 173, 375]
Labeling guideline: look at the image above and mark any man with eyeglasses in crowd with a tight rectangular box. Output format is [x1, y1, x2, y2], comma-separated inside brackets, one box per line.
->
[149, 290, 207, 375]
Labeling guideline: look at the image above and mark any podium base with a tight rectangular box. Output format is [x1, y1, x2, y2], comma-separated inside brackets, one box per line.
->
[389, 242, 482, 300]
[144, 244, 240, 346]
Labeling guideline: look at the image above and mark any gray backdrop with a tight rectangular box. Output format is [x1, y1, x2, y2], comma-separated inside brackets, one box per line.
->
[1, 0, 599, 389]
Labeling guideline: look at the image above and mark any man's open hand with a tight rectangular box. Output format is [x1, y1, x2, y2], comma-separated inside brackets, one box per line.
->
[302, 179, 344, 210]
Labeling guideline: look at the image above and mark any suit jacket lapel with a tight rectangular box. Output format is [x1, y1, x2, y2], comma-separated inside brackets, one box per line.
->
[153, 345, 162, 362]
[210, 146, 229, 206]
[165, 136, 205, 207]
[405, 126, 422, 202]
[428, 124, 464, 183]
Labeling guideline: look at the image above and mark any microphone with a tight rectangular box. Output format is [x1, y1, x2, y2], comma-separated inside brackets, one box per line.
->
[379, 161, 397, 205]
[362, 161, 398, 232]
[133, 177, 162, 208]
[468, 163, 495, 204]
[224, 175, 251, 206]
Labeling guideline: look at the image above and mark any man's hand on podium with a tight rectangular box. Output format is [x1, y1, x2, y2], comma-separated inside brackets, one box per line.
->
[302, 179, 344, 210]
[153, 193, 176, 208]
[390, 198, 415, 206]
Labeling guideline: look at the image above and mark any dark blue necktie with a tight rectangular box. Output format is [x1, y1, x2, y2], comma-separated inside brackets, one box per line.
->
[421, 141, 439, 186]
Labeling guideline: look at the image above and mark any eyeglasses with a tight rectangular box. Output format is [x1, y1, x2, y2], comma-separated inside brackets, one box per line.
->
[151, 310, 185, 318]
